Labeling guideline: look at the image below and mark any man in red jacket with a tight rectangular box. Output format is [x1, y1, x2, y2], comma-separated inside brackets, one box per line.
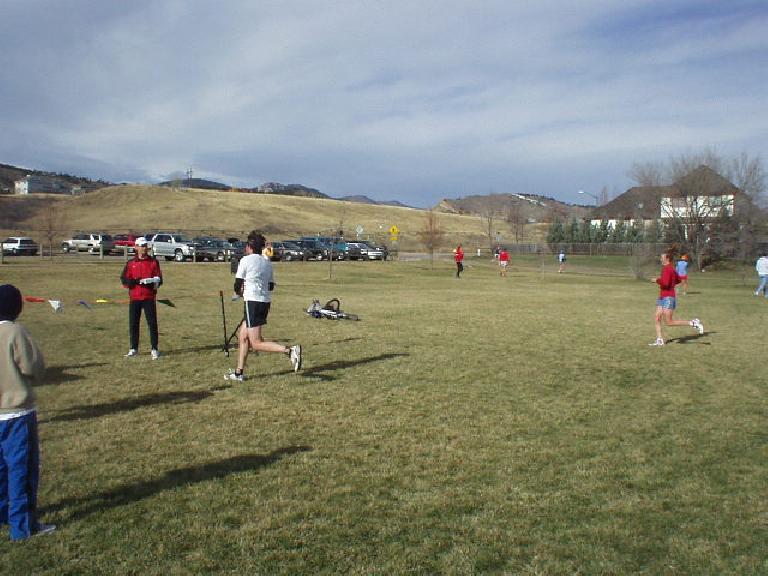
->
[120, 237, 163, 359]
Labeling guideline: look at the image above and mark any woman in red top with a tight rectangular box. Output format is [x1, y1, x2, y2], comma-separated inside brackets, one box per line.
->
[650, 248, 703, 346]
[498, 247, 509, 277]
[454, 244, 464, 278]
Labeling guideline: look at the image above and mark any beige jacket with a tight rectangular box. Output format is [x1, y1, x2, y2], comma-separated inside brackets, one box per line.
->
[0, 321, 45, 412]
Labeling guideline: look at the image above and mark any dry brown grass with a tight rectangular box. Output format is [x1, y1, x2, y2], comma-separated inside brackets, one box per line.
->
[1, 186, 548, 250]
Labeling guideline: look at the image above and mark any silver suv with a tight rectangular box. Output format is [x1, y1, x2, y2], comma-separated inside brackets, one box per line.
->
[61, 233, 115, 254]
[347, 241, 384, 260]
[149, 233, 197, 262]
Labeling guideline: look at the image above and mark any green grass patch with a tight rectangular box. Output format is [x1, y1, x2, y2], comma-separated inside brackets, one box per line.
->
[0, 258, 766, 574]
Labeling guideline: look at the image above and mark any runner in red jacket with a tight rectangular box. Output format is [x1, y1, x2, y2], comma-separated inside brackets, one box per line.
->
[120, 237, 163, 358]
[650, 248, 703, 346]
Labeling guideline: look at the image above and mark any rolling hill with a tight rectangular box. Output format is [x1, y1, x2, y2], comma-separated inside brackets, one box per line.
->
[0, 185, 550, 250]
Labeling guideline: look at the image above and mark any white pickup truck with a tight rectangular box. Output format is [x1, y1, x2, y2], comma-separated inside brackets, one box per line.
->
[61, 233, 115, 254]
[149, 233, 197, 261]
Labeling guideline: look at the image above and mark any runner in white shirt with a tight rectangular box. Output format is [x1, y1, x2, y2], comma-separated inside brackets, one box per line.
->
[226, 233, 302, 381]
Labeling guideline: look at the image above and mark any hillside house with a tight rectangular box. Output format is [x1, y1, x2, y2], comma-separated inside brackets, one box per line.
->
[590, 166, 747, 231]
[14, 174, 75, 195]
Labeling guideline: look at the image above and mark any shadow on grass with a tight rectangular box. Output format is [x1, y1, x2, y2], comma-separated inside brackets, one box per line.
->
[40, 386, 230, 423]
[297, 352, 409, 382]
[42, 363, 108, 386]
[325, 337, 363, 344]
[667, 332, 714, 345]
[42, 446, 313, 521]
[163, 343, 228, 355]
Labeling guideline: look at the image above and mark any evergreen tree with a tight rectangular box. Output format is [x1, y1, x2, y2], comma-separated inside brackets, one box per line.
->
[547, 220, 565, 243]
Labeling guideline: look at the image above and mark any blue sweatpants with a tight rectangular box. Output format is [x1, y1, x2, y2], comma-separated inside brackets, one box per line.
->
[0, 411, 40, 541]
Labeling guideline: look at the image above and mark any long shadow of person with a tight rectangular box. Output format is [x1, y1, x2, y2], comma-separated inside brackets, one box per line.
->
[666, 331, 714, 345]
[40, 387, 230, 423]
[272, 352, 409, 382]
[42, 363, 108, 386]
[42, 446, 312, 522]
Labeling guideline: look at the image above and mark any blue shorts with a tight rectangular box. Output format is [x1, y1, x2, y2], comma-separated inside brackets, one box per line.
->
[656, 296, 676, 310]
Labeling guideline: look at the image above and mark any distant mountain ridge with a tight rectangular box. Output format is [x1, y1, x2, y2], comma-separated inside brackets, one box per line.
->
[338, 194, 412, 208]
[437, 192, 590, 222]
[157, 178, 229, 190]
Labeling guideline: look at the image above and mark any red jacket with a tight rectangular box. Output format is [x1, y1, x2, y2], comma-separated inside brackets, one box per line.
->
[121, 256, 163, 301]
[454, 247, 464, 262]
[656, 264, 680, 298]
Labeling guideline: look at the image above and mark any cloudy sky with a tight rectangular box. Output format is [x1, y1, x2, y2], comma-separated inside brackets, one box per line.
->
[1, 1, 766, 207]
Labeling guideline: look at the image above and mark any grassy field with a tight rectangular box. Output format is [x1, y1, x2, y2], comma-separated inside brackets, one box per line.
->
[0, 256, 765, 575]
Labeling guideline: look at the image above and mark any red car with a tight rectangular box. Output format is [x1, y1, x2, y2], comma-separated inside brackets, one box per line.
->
[113, 234, 138, 253]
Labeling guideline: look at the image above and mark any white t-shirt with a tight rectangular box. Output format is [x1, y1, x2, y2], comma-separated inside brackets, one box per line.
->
[236, 253, 273, 302]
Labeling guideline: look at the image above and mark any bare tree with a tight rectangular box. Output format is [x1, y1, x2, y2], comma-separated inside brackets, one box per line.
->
[505, 202, 528, 242]
[417, 209, 444, 268]
[479, 206, 499, 254]
[628, 162, 666, 187]
[668, 147, 726, 183]
[40, 199, 63, 258]
[727, 152, 766, 207]
[598, 185, 611, 206]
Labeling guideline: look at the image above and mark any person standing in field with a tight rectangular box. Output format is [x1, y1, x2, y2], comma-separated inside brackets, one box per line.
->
[754, 253, 768, 297]
[675, 254, 690, 295]
[558, 249, 567, 273]
[650, 249, 704, 346]
[454, 243, 464, 278]
[226, 232, 301, 381]
[0, 284, 56, 540]
[498, 247, 509, 277]
[120, 237, 163, 359]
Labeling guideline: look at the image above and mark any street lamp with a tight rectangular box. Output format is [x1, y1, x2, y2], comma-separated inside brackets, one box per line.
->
[578, 189, 598, 205]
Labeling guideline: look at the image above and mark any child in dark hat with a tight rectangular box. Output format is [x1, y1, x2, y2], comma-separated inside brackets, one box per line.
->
[0, 284, 56, 540]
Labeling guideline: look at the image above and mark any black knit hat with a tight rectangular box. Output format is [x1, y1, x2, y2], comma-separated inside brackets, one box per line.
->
[0, 284, 23, 321]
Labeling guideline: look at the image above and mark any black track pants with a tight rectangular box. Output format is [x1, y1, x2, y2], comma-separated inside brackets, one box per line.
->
[129, 300, 159, 350]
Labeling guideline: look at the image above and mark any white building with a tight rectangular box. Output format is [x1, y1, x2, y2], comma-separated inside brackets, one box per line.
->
[14, 175, 74, 195]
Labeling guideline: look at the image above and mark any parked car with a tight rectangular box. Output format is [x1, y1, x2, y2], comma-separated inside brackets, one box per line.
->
[61, 233, 115, 254]
[272, 241, 310, 261]
[113, 234, 138, 254]
[347, 241, 386, 260]
[366, 241, 389, 261]
[192, 237, 231, 262]
[149, 233, 197, 262]
[295, 238, 345, 261]
[2, 236, 39, 256]
[335, 241, 363, 260]
[229, 240, 247, 273]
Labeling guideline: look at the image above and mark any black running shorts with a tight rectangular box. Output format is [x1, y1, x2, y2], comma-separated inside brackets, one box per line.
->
[244, 300, 271, 328]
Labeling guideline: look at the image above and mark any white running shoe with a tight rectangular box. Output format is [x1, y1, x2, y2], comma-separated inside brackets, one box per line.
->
[649, 338, 664, 346]
[151, 349, 160, 360]
[124, 349, 138, 357]
[290, 344, 302, 372]
[691, 319, 704, 335]
[224, 370, 245, 382]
